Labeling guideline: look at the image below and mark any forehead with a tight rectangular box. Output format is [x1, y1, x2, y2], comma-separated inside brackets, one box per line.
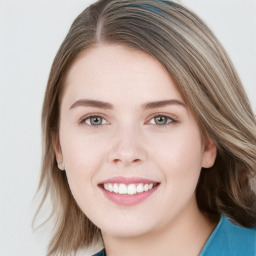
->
[63, 44, 183, 106]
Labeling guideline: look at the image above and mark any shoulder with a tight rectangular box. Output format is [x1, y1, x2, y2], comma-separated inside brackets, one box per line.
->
[201, 215, 256, 256]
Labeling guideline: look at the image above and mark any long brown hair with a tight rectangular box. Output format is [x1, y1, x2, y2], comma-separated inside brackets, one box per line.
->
[35, 0, 256, 255]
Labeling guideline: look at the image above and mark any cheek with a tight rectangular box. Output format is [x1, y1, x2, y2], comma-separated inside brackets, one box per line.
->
[149, 125, 204, 183]
[60, 135, 107, 215]
[59, 130, 107, 196]
[61, 128, 105, 169]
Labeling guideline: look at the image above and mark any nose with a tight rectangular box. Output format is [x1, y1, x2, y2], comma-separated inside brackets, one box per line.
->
[107, 123, 147, 166]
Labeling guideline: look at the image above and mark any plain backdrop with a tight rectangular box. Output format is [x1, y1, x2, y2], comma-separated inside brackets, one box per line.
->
[0, 0, 255, 255]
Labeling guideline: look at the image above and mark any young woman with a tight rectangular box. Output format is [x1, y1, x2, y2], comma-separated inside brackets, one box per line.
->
[36, 0, 256, 255]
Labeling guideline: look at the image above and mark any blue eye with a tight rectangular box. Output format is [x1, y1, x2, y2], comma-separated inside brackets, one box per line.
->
[83, 116, 107, 126]
[149, 115, 175, 125]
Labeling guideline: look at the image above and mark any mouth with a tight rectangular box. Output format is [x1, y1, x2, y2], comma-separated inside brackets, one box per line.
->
[98, 176, 160, 206]
[100, 182, 159, 195]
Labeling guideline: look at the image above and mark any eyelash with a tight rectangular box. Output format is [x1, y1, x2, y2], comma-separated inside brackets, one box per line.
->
[80, 114, 178, 128]
[80, 114, 109, 128]
[148, 114, 178, 127]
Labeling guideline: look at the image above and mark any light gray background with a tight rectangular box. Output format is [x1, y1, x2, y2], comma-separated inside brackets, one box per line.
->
[0, 0, 255, 255]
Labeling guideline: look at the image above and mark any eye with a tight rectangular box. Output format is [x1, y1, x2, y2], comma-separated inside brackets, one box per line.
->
[83, 115, 108, 126]
[149, 115, 175, 126]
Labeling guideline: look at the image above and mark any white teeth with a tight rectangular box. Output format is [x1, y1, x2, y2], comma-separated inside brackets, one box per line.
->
[113, 183, 119, 193]
[119, 184, 127, 194]
[103, 183, 156, 195]
[127, 184, 136, 195]
[136, 183, 144, 193]
[108, 183, 113, 192]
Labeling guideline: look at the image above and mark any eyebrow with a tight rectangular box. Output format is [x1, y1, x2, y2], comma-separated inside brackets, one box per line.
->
[142, 99, 187, 109]
[70, 99, 113, 110]
[69, 99, 187, 110]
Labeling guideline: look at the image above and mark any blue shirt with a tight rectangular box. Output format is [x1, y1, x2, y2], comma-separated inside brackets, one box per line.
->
[93, 216, 256, 256]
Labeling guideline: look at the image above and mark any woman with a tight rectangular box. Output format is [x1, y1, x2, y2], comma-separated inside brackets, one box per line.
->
[35, 0, 256, 255]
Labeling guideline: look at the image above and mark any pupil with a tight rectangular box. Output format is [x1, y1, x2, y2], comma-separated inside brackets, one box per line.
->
[91, 116, 102, 125]
[155, 116, 167, 125]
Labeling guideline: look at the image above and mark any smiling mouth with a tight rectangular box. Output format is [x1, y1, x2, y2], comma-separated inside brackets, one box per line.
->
[100, 182, 159, 195]
[98, 176, 160, 206]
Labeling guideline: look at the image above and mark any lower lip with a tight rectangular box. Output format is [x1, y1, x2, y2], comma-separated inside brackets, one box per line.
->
[99, 185, 159, 206]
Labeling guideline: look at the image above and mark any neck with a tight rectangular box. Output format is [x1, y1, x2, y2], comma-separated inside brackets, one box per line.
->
[101, 198, 217, 256]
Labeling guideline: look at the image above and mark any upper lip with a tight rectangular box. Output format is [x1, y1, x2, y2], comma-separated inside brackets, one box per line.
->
[99, 176, 160, 185]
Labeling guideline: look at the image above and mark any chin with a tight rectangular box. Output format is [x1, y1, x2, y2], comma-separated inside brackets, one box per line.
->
[103, 227, 152, 239]
[99, 217, 158, 239]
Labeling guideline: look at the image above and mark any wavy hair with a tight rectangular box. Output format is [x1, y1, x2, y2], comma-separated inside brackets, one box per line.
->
[35, 0, 256, 255]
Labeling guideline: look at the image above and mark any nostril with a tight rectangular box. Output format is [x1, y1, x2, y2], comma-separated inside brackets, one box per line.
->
[113, 159, 121, 164]
[112, 158, 141, 164]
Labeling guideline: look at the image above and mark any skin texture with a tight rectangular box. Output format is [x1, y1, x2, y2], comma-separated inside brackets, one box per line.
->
[55, 44, 217, 256]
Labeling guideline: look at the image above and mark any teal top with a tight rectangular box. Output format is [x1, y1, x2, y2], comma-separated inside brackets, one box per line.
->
[199, 215, 256, 256]
[93, 216, 256, 256]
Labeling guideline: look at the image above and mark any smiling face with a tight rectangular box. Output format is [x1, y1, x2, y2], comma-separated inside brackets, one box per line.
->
[54, 44, 216, 238]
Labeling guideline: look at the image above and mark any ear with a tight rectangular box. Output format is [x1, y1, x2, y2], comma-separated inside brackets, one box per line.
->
[202, 136, 217, 168]
[52, 131, 64, 170]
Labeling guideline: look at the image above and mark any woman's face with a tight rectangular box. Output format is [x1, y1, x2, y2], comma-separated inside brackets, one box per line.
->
[55, 44, 216, 238]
